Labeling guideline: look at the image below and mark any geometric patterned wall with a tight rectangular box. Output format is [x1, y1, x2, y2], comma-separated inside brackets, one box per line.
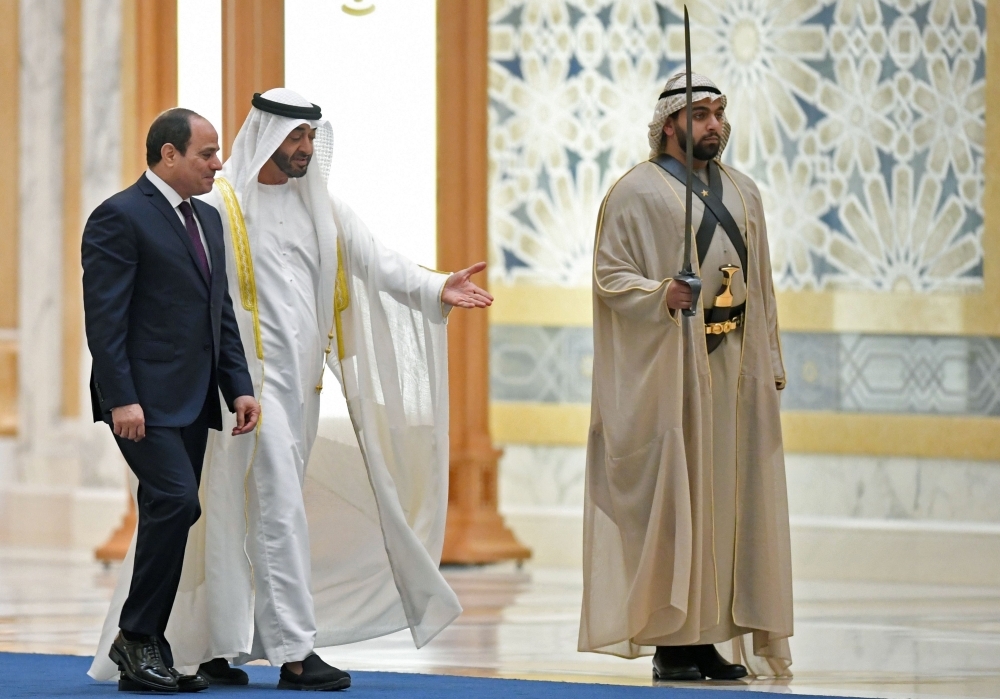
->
[492, 328, 1000, 416]
[488, 0, 987, 292]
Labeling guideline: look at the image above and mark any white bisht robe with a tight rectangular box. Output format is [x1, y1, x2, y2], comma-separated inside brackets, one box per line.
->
[90, 97, 462, 679]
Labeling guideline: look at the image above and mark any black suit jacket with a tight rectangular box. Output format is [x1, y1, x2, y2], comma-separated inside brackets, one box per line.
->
[82, 173, 254, 429]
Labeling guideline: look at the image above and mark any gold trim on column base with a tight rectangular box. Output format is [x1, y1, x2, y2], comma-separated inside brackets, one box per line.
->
[442, 447, 531, 564]
[442, 509, 531, 564]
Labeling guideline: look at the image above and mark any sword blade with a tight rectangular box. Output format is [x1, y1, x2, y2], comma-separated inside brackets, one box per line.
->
[683, 5, 694, 274]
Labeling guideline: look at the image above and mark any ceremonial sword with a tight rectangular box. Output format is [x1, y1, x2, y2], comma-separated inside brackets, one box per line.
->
[674, 5, 702, 318]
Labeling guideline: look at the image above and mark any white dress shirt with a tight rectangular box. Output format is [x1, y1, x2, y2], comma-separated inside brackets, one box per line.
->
[145, 168, 212, 272]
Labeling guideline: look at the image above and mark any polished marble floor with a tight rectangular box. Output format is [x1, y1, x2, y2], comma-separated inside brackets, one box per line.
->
[2, 547, 1000, 698]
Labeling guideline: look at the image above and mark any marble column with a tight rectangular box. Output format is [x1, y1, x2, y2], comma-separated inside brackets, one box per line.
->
[78, 0, 127, 491]
[2, 0, 127, 549]
[17, 0, 69, 487]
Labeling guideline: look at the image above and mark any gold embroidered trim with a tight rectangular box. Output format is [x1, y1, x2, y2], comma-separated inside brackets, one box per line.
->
[316, 238, 351, 392]
[215, 178, 263, 361]
[334, 239, 350, 360]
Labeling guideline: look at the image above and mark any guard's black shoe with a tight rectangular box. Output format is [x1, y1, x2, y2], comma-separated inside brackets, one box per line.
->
[118, 670, 207, 693]
[109, 632, 178, 693]
[277, 654, 351, 691]
[652, 646, 703, 681]
[198, 658, 249, 686]
[689, 644, 749, 680]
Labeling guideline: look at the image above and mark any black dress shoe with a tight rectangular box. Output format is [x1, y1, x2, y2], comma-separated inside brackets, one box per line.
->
[110, 632, 178, 693]
[652, 646, 703, 681]
[118, 670, 207, 693]
[689, 644, 749, 680]
[171, 670, 210, 693]
[198, 658, 249, 686]
[278, 654, 351, 691]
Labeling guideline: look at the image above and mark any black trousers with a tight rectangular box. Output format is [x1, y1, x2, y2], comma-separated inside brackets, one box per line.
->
[113, 392, 214, 667]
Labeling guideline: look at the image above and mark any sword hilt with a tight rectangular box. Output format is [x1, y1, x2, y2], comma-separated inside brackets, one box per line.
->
[674, 270, 702, 318]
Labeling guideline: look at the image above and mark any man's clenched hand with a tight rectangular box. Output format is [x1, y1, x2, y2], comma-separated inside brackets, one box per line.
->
[232, 395, 261, 436]
[666, 279, 693, 310]
[112, 403, 146, 442]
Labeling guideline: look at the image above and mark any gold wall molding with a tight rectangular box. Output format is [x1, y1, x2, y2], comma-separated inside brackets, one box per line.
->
[0, 338, 15, 436]
[781, 412, 1000, 461]
[490, 402, 590, 446]
[222, 0, 284, 158]
[0, 0, 16, 435]
[490, 402, 1000, 461]
[490, 283, 591, 327]
[61, 0, 83, 419]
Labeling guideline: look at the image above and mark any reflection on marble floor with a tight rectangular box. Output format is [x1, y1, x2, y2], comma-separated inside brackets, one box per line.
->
[3, 549, 1000, 698]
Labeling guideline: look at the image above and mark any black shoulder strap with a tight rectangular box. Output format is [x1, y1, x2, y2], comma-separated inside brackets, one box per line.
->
[693, 162, 724, 268]
[651, 155, 748, 274]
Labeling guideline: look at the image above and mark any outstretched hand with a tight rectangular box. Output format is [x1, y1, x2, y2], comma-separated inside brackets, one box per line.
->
[442, 261, 494, 309]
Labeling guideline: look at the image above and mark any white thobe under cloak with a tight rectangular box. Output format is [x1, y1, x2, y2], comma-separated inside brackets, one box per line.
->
[244, 181, 323, 664]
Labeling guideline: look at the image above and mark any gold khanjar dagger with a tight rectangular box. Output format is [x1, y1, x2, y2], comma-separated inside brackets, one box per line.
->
[714, 265, 739, 308]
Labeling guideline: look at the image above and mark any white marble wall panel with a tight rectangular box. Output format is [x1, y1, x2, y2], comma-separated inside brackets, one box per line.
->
[0, 438, 15, 483]
[786, 453, 1000, 523]
[500, 445, 1000, 526]
[17, 0, 69, 486]
[82, 0, 121, 217]
[79, 0, 124, 488]
[498, 445, 586, 510]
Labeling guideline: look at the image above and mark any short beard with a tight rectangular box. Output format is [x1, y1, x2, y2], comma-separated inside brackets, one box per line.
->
[270, 149, 311, 178]
[675, 126, 721, 162]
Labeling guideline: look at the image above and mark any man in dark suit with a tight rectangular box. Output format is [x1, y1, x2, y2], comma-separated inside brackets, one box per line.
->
[82, 108, 260, 693]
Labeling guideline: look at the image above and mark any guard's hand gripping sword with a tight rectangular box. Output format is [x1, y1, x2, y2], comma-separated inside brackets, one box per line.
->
[675, 5, 702, 318]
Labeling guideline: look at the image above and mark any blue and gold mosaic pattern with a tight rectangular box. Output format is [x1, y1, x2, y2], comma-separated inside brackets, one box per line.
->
[489, 0, 987, 293]
[491, 326, 1000, 416]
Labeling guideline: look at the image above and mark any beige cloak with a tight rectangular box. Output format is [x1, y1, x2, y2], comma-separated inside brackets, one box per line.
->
[578, 159, 793, 675]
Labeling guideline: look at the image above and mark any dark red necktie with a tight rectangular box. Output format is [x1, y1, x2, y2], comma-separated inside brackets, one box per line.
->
[177, 200, 211, 282]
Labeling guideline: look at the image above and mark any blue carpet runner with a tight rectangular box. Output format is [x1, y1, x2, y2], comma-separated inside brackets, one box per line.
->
[1, 652, 842, 698]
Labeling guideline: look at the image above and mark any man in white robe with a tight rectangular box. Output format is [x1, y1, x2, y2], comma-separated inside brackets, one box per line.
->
[91, 88, 492, 691]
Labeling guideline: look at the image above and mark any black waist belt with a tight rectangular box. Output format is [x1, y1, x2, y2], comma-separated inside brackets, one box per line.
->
[704, 303, 745, 353]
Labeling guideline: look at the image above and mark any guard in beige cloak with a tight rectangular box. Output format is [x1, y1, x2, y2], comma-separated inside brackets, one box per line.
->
[579, 73, 793, 680]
